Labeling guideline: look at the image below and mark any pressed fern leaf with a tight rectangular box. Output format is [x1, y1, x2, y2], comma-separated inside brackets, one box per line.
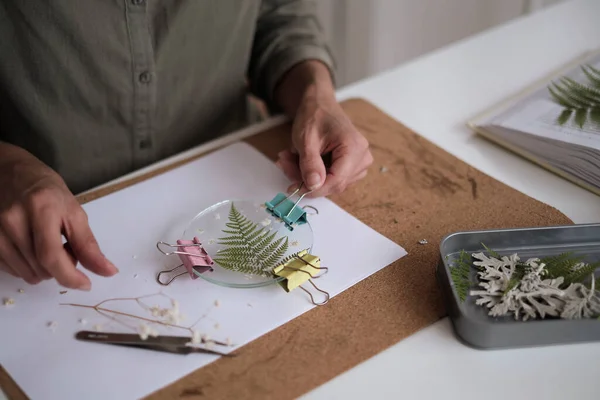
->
[548, 64, 600, 129]
[541, 252, 585, 280]
[563, 261, 600, 286]
[449, 250, 473, 302]
[212, 203, 289, 276]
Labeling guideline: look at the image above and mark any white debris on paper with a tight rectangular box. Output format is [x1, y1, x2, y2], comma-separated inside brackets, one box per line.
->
[197, 229, 205, 234]
[261, 218, 272, 226]
[3, 298, 15, 307]
[93, 324, 103, 331]
[137, 323, 159, 340]
[290, 240, 299, 247]
[418, 239, 428, 245]
[214, 299, 220, 307]
[18, 289, 24, 293]
[208, 239, 215, 245]
[214, 323, 220, 330]
[380, 166, 388, 173]
[79, 318, 88, 325]
[47, 321, 58, 331]
[226, 337, 232, 346]
[133, 274, 138, 279]
[132, 255, 137, 260]
[148, 299, 184, 324]
[191, 329, 203, 344]
[215, 213, 221, 220]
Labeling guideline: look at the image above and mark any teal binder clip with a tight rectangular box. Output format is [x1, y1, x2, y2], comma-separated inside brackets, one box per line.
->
[265, 183, 312, 231]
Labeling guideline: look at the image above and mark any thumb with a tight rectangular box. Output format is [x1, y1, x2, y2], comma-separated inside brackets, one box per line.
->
[297, 142, 326, 191]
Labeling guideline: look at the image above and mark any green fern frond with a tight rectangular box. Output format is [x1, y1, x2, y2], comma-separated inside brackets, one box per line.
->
[503, 262, 528, 295]
[541, 252, 585, 280]
[449, 250, 473, 302]
[548, 64, 600, 129]
[212, 203, 289, 276]
[481, 242, 501, 259]
[563, 261, 600, 286]
[582, 65, 600, 89]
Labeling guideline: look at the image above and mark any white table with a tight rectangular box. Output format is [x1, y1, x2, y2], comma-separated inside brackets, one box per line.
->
[303, 1, 600, 399]
[3, 1, 598, 399]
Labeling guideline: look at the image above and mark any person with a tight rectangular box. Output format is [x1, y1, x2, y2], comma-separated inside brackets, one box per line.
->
[0, 1, 372, 290]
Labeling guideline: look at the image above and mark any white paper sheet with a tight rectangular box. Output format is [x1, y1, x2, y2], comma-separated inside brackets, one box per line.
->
[0, 142, 407, 400]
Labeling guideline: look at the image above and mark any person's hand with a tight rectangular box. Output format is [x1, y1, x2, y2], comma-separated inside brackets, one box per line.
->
[275, 94, 373, 197]
[0, 143, 118, 289]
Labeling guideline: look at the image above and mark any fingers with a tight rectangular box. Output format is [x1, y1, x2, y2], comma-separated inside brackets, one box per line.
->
[0, 228, 40, 284]
[304, 143, 372, 198]
[31, 207, 92, 290]
[1, 207, 51, 280]
[295, 129, 327, 191]
[63, 208, 118, 278]
[0, 257, 19, 278]
[275, 150, 302, 182]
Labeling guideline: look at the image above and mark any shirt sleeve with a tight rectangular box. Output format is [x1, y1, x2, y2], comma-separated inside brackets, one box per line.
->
[247, 0, 336, 112]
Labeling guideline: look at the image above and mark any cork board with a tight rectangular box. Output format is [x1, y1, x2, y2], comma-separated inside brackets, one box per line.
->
[0, 98, 572, 400]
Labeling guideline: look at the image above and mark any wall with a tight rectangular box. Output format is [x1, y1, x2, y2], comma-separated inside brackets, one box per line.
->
[316, 0, 568, 86]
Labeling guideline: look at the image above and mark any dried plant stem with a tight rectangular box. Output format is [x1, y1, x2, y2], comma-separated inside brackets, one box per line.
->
[60, 303, 193, 332]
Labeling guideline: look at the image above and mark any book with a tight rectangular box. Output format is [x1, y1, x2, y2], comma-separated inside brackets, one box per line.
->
[468, 49, 600, 196]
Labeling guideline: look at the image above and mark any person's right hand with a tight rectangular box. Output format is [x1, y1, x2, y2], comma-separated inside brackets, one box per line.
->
[0, 143, 118, 290]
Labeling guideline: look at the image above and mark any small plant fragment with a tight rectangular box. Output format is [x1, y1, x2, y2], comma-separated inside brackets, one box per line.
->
[3, 298, 15, 307]
[60, 292, 233, 346]
[60, 291, 67, 295]
[418, 239, 428, 245]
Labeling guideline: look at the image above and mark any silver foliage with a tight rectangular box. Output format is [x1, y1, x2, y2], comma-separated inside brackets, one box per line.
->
[469, 252, 600, 321]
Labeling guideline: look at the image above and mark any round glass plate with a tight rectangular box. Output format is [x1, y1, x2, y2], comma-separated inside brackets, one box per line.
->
[182, 199, 314, 288]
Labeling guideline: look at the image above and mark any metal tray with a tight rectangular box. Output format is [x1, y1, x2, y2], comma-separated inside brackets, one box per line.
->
[436, 223, 600, 350]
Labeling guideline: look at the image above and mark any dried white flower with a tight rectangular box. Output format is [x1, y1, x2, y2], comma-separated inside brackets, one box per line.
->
[137, 323, 159, 340]
[191, 329, 203, 344]
[261, 218, 272, 226]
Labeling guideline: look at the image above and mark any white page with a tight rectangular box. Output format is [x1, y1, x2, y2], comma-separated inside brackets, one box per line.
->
[0, 142, 407, 400]
[481, 51, 600, 150]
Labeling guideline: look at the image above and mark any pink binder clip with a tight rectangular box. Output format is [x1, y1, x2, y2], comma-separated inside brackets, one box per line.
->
[156, 237, 214, 285]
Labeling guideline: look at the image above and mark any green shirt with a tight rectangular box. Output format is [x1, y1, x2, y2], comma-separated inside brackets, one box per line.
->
[0, 0, 335, 194]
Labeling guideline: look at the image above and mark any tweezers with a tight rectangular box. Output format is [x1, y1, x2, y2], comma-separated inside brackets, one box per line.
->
[75, 330, 235, 357]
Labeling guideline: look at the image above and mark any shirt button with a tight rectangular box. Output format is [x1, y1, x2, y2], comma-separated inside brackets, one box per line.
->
[139, 71, 151, 83]
[132, 0, 145, 5]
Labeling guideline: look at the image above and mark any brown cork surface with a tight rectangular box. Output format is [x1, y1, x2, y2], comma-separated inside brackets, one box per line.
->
[0, 98, 572, 400]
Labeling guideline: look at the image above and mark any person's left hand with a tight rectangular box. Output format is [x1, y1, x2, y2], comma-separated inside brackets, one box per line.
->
[275, 95, 373, 198]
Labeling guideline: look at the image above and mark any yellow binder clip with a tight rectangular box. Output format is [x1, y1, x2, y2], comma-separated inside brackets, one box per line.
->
[272, 249, 330, 306]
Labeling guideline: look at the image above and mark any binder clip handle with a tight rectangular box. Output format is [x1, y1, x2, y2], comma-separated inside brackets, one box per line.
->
[265, 182, 313, 231]
[155, 237, 214, 285]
